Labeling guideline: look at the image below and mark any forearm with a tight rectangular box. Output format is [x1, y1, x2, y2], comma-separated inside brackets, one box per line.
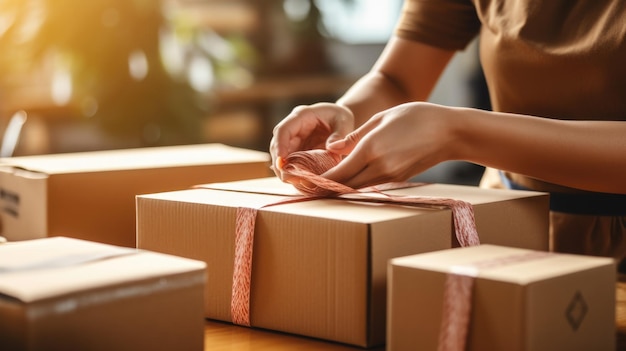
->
[337, 71, 414, 128]
[338, 36, 455, 128]
[453, 107, 626, 194]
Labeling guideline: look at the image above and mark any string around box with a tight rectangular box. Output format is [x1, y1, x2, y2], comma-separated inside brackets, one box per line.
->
[230, 149, 480, 328]
[437, 251, 553, 351]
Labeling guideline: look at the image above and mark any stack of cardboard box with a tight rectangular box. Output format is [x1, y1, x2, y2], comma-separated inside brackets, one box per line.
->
[0, 143, 617, 350]
[0, 143, 270, 350]
[136, 176, 555, 347]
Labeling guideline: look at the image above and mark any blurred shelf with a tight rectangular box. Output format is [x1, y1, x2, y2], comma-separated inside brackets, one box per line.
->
[211, 74, 356, 105]
[205, 74, 356, 150]
[167, 0, 259, 33]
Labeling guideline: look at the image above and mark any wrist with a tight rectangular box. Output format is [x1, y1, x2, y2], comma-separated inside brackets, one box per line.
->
[444, 105, 481, 162]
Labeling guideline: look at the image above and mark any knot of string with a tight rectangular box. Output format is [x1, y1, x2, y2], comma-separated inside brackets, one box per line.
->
[281, 149, 353, 196]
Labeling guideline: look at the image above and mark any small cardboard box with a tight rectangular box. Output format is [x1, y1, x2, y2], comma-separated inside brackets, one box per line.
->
[387, 245, 616, 351]
[0, 143, 270, 247]
[136, 176, 550, 347]
[0, 236, 207, 351]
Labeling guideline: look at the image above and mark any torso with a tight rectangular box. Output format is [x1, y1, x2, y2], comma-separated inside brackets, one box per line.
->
[475, 0, 626, 120]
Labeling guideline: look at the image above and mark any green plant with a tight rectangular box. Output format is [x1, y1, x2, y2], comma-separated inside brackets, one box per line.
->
[0, 0, 206, 146]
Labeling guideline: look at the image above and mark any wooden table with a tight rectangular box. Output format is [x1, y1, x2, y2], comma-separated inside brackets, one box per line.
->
[203, 279, 626, 350]
[617, 278, 626, 350]
[204, 320, 383, 351]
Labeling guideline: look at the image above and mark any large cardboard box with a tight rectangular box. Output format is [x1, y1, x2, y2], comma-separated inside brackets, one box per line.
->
[136, 176, 550, 347]
[387, 245, 616, 351]
[0, 237, 207, 351]
[0, 143, 270, 247]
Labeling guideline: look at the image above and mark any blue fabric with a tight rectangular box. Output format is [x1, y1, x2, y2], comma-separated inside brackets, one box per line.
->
[499, 171, 626, 216]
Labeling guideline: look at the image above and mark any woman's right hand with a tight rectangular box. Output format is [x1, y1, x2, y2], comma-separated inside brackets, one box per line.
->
[269, 102, 355, 181]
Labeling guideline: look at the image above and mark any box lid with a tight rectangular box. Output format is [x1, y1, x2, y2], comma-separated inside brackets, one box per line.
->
[198, 176, 303, 196]
[200, 176, 546, 203]
[153, 176, 547, 224]
[0, 143, 269, 174]
[0, 237, 206, 302]
[391, 244, 615, 284]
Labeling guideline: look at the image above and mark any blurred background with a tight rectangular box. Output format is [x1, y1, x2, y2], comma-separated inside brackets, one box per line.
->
[0, 0, 488, 185]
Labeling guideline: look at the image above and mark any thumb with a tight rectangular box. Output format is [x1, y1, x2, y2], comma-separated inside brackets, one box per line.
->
[327, 131, 362, 155]
[326, 130, 344, 145]
[328, 112, 381, 154]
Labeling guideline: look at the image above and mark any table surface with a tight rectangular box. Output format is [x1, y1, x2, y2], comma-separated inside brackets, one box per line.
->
[617, 278, 626, 350]
[203, 278, 626, 350]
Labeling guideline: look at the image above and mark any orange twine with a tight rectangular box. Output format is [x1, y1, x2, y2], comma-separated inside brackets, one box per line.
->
[280, 149, 351, 196]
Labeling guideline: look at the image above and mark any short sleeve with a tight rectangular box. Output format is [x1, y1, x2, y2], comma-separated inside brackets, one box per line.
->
[394, 0, 481, 51]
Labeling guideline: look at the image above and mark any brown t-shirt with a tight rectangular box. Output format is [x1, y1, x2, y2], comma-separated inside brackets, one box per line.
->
[395, 0, 626, 192]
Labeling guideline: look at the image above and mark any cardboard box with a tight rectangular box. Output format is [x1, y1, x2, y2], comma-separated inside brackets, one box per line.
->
[0, 236, 207, 351]
[387, 245, 616, 351]
[0, 143, 270, 247]
[136, 176, 550, 347]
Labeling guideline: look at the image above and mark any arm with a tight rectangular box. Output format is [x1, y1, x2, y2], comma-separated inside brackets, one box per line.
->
[457, 108, 626, 194]
[337, 36, 455, 128]
[323, 103, 626, 194]
[270, 36, 455, 177]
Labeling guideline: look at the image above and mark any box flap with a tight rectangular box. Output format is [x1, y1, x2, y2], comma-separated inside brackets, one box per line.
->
[382, 183, 547, 205]
[187, 177, 547, 225]
[139, 185, 444, 224]
[0, 143, 269, 174]
[198, 176, 302, 196]
[0, 237, 134, 273]
[391, 244, 614, 284]
[0, 237, 206, 302]
[198, 176, 546, 202]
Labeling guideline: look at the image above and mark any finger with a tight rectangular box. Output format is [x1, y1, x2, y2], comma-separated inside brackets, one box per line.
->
[272, 109, 308, 159]
[335, 149, 419, 190]
[274, 104, 352, 167]
[321, 142, 369, 186]
[269, 135, 287, 180]
[273, 104, 337, 155]
[326, 151, 397, 190]
[327, 113, 381, 154]
[341, 165, 394, 190]
[327, 131, 361, 155]
[325, 112, 355, 146]
[268, 154, 283, 180]
[323, 115, 385, 182]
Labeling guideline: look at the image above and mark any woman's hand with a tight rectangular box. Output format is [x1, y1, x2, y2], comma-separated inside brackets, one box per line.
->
[323, 102, 460, 189]
[269, 102, 355, 181]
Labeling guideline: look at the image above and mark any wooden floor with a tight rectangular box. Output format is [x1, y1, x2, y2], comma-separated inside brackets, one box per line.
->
[204, 279, 626, 350]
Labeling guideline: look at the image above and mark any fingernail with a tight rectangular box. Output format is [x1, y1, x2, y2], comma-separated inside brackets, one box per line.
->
[328, 140, 345, 149]
[277, 156, 285, 170]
